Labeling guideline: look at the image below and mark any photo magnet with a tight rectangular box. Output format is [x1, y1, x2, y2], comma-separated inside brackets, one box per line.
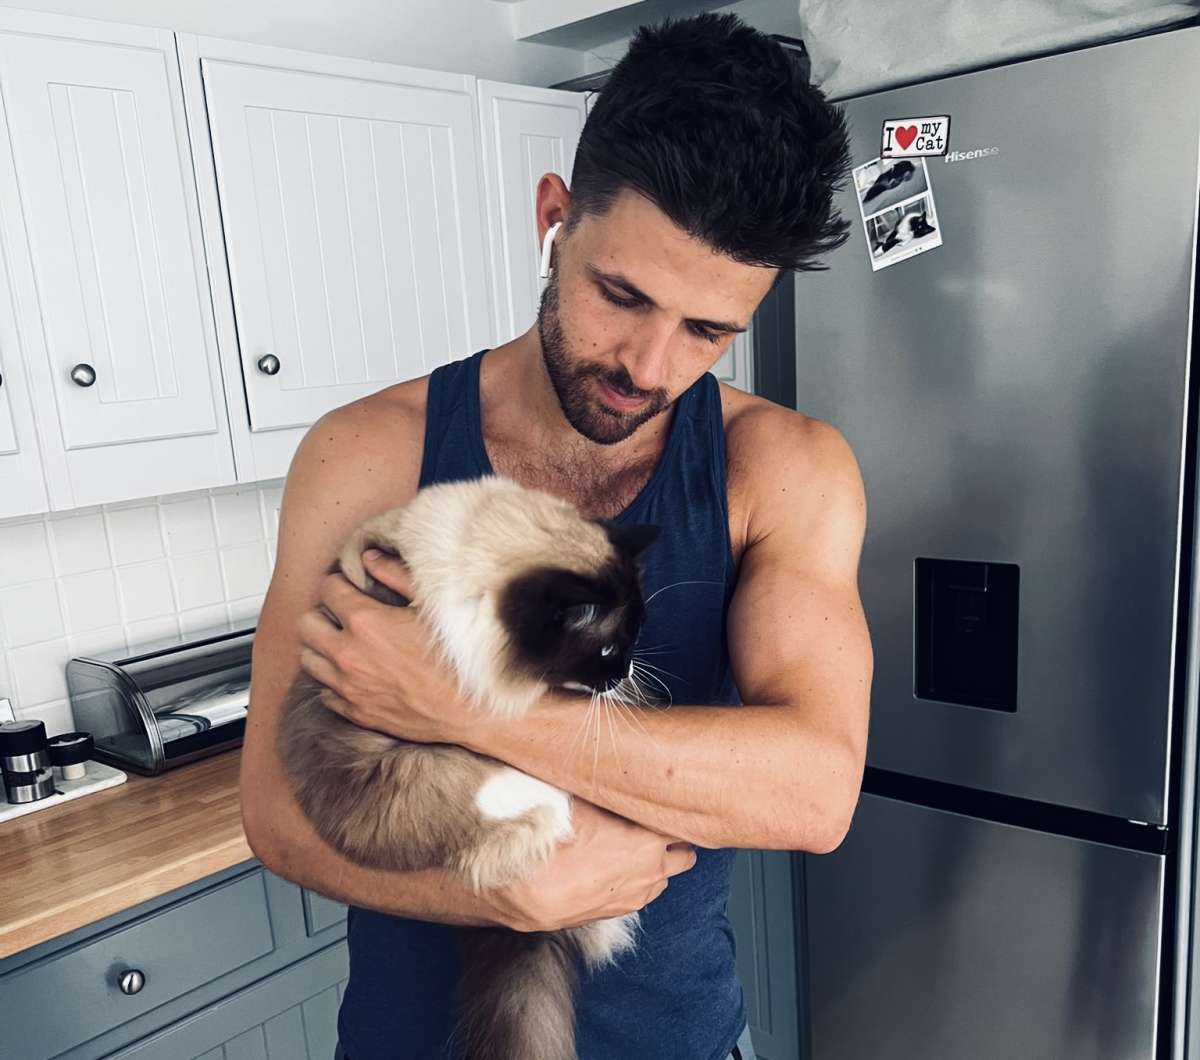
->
[852, 155, 943, 272]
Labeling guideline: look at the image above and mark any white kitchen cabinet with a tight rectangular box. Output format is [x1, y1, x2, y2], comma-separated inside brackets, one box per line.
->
[713, 326, 755, 394]
[477, 80, 586, 344]
[0, 232, 49, 518]
[0, 9, 235, 510]
[179, 35, 493, 482]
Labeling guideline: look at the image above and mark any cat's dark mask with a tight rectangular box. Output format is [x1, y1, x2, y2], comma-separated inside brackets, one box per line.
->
[591, 519, 660, 561]
[498, 520, 661, 693]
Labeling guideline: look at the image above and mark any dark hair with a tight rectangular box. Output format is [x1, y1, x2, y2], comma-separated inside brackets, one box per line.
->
[565, 13, 854, 290]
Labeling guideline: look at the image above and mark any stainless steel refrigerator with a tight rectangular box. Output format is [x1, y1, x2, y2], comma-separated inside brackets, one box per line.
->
[785, 24, 1200, 1060]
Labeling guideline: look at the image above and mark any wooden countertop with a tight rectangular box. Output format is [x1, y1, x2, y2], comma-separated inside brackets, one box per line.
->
[0, 750, 252, 960]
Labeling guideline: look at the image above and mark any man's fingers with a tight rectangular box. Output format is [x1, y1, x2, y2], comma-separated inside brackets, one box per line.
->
[298, 645, 343, 695]
[297, 606, 346, 655]
[664, 844, 698, 876]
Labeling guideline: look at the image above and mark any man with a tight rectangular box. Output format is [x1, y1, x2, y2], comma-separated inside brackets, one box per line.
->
[242, 12, 873, 1060]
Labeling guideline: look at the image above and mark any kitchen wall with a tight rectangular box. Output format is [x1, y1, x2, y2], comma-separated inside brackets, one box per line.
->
[0, 0, 587, 85]
[0, 481, 283, 735]
[582, 0, 808, 76]
[0, 1, 589, 736]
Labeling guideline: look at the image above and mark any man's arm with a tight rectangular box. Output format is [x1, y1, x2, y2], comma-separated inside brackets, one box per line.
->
[243, 397, 696, 932]
[455, 412, 872, 853]
[241, 400, 503, 925]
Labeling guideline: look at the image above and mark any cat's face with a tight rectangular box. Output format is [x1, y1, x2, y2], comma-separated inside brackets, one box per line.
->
[497, 520, 660, 695]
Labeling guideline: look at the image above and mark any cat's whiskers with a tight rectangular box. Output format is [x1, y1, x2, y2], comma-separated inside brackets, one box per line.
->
[632, 640, 673, 655]
[642, 579, 724, 606]
[590, 690, 603, 796]
[629, 662, 674, 709]
[599, 687, 628, 777]
[631, 654, 683, 686]
[564, 691, 601, 770]
[607, 688, 661, 750]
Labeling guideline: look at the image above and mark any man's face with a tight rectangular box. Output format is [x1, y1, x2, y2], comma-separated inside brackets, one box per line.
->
[536, 188, 775, 447]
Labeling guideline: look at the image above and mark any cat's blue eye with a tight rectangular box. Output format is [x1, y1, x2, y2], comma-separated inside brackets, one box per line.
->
[600, 644, 616, 657]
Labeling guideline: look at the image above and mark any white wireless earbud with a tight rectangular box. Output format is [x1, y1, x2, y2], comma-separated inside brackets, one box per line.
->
[539, 221, 562, 280]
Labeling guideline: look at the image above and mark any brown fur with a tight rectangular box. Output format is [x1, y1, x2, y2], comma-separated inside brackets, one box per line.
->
[277, 476, 657, 1060]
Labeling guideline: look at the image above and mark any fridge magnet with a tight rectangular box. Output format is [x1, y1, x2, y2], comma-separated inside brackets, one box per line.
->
[882, 115, 951, 158]
[852, 156, 943, 272]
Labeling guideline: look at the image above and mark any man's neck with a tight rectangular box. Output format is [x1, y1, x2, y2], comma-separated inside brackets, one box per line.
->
[482, 334, 673, 472]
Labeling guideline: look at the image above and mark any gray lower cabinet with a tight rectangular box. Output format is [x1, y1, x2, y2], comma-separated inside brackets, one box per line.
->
[0, 860, 348, 1060]
[1, 852, 793, 1059]
[108, 944, 348, 1060]
[729, 849, 803, 1060]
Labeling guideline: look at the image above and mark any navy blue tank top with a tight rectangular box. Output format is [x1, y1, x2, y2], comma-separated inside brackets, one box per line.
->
[337, 348, 746, 1060]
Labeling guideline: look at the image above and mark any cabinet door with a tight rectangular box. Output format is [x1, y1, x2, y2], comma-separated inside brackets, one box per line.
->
[0, 10, 234, 509]
[477, 81, 586, 344]
[201, 57, 492, 434]
[108, 943, 349, 1060]
[0, 232, 48, 517]
[712, 326, 756, 394]
[729, 848, 801, 1060]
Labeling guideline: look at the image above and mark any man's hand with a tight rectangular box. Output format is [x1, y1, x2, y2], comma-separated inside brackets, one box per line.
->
[485, 798, 698, 933]
[296, 548, 476, 742]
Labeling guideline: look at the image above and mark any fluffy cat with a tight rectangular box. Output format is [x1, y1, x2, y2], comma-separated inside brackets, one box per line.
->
[277, 474, 661, 1060]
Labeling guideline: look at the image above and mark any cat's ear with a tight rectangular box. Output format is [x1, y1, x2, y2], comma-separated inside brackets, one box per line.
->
[617, 522, 661, 558]
[595, 519, 661, 559]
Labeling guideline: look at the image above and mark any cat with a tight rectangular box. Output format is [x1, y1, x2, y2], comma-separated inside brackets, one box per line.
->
[862, 158, 916, 204]
[277, 474, 662, 1060]
[875, 208, 936, 254]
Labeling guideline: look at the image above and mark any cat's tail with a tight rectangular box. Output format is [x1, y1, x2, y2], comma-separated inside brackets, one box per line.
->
[452, 927, 578, 1060]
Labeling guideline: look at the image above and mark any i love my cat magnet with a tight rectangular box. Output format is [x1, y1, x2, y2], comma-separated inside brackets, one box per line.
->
[882, 116, 951, 158]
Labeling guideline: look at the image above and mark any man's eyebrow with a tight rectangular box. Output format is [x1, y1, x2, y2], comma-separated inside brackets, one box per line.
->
[585, 262, 748, 334]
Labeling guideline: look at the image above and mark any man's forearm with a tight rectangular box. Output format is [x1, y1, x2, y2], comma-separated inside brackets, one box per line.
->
[456, 691, 858, 852]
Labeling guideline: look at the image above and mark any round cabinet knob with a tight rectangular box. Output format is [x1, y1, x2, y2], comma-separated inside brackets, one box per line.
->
[118, 968, 146, 995]
[256, 354, 280, 376]
[69, 363, 96, 387]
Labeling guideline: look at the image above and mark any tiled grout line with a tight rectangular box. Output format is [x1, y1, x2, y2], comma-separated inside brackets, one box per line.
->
[152, 496, 185, 644]
[99, 506, 135, 656]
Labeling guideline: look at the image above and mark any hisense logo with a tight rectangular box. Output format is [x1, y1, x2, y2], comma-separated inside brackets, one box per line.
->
[944, 147, 1000, 163]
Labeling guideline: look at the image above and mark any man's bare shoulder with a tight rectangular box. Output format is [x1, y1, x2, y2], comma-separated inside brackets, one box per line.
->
[274, 376, 435, 577]
[717, 381, 865, 555]
[296, 375, 430, 509]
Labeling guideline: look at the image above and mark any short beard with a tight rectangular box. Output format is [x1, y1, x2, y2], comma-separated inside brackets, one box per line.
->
[535, 267, 668, 446]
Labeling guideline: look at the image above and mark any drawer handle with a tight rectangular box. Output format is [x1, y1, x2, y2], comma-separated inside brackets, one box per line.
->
[118, 968, 146, 995]
[70, 363, 96, 387]
[257, 354, 280, 376]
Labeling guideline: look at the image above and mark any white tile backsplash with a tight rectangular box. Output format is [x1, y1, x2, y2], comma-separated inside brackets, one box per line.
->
[61, 569, 122, 632]
[107, 505, 166, 566]
[0, 581, 65, 647]
[116, 559, 176, 622]
[220, 541, 270, 600]
[49, 512, 111, 576]
[213, 490, 265, 548]
[171, 551, 225, 611]
[0, 521, 55, 586]
[162, 496, 217, 555]
[0, 480, 282, 734]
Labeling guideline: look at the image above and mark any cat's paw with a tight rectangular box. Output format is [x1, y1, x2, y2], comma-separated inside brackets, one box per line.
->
[459, 767, 574, 891]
